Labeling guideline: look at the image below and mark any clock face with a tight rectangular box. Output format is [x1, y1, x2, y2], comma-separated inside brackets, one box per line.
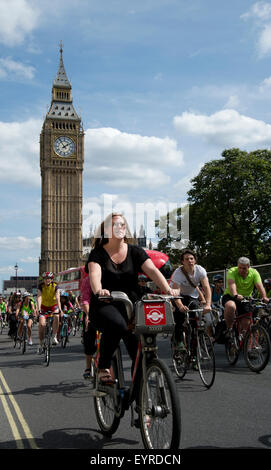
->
[54, 136, 75, 157]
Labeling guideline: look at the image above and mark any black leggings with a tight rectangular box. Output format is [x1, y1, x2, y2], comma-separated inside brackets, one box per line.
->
[91, 300, 138, 370]
[173, 296, 200, 343]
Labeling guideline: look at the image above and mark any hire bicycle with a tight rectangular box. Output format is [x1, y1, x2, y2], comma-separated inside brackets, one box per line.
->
[171, 307, 216, 388]
[91, 291, 182, 450]
[225, 298, 271, 372]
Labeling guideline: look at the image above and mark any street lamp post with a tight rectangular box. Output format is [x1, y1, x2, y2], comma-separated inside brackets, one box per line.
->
[14, 263, 18, 291]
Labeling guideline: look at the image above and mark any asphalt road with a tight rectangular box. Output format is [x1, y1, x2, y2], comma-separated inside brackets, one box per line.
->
[0, 321, 270, 458]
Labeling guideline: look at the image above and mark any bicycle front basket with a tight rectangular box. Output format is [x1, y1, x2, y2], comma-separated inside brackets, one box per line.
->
[135, 300, 175, 335]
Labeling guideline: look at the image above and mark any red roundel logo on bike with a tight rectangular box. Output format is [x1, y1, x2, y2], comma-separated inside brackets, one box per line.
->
[144, 303, 166, 326]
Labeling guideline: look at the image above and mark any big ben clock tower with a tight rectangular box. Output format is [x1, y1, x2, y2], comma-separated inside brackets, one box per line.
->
[39, 43, 84, 274]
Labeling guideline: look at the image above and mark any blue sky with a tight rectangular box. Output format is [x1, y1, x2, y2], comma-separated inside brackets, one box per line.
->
[1, 0, 271, 289]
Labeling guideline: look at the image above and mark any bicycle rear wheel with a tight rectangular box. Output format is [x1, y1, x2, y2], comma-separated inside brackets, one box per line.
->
[61, 323, 68, 348]
[72, 317, 77, 336]
[244, 324, 271, 372]
[225, 329, 240, 365]
[93, 357, 121, 437]
[138, 358, 181, 450]
[197, 331, 215, 388]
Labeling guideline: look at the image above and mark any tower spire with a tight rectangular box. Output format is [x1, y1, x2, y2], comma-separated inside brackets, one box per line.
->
[54, 40, 71, 89]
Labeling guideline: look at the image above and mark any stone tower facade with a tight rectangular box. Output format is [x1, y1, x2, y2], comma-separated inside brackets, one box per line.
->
[39, 44, 84, 275]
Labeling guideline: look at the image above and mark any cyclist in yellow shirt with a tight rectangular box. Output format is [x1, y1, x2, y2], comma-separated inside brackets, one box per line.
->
[37, 272, 63, 353]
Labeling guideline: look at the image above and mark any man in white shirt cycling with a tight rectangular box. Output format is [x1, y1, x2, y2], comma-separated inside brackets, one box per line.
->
[170, 249, 212, 348]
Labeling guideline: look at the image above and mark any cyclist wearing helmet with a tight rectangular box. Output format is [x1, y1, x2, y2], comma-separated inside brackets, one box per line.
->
[37, 272, 62, 353]
[0, 295, 7, 325]
[16, 292, 35, 345]
[59, 290, 74, 337]
[211, 274, 224, 305]
[7, 292, 21, 338]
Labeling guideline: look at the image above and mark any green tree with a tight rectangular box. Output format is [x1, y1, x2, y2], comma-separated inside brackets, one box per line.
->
[187, 148, 271, 269]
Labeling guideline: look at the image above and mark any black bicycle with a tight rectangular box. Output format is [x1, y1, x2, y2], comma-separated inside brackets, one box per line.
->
[92, 292, 182, 450]
[171, 307, 216, 388]
[225, 298, 271, 372]
[43, 312, 54, 366]
[60, 313, 69, 348]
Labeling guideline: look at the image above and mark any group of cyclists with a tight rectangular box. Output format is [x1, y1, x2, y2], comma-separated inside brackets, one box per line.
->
[1, 212, 271, 384]
[0, 277, 83, 353]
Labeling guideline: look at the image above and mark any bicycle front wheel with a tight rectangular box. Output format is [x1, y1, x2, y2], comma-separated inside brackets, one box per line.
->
[244, 324, 271, 372]
[44, 326, 51, 367]
[21, 325, 27, 354]
[197, 332, 215, 388]
[139, 358, 181, 450]
[171, 333, 190, 379]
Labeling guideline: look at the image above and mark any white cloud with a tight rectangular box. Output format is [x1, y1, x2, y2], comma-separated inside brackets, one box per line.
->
[258, 23, 271, 55]
[173, 109, 271, 147]
[241, 2, 271, 21]
[20, 256, 39, 263]
[224, 95, 240, 109]
[0, 121, 183, 190]
[0, 0, 40, 46]
[241, 2, 271, 57]
[84, 127, 183, 188]
[0, 118, 41, 186]
[0, 57, 35, 80]
[0, 236, 40, 251]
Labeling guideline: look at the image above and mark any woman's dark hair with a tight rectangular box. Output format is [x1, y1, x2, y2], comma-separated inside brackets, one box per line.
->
[180, 249, 197, 263]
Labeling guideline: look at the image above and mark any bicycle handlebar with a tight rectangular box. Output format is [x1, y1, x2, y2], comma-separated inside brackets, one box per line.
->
[98, 291, 184, 321]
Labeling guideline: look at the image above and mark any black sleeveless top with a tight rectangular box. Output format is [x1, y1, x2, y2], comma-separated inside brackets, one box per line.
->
[86, 244, 149, 303]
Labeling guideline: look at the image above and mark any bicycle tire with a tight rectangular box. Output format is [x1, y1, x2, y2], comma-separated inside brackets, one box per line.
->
[93, 356, 121, 437]
[44, 324, 51, 367]
[0, 318, 3, 334]
[197, 331, 215, 388]
[171, 332, 189, 379]
[21, 324, 27, 354]
[61, 323, 68, 348]
[244, 324, 271, 373]
[225, 328, 240, 365]
[13, 327, 18, 348]
[138, 358, 181, 450]
[72, 317, 77, 336]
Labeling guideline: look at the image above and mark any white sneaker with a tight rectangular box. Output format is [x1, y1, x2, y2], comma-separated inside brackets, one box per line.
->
[53, 336, 59, 345]
[28, 339, 33, 346]
[37, 344, 43, 354]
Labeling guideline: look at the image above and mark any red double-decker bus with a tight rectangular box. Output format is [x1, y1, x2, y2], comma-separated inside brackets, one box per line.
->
[55, 266, 88, 296]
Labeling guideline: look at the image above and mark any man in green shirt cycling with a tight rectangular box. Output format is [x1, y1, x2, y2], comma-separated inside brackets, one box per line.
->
[222, 257, 269, 334]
